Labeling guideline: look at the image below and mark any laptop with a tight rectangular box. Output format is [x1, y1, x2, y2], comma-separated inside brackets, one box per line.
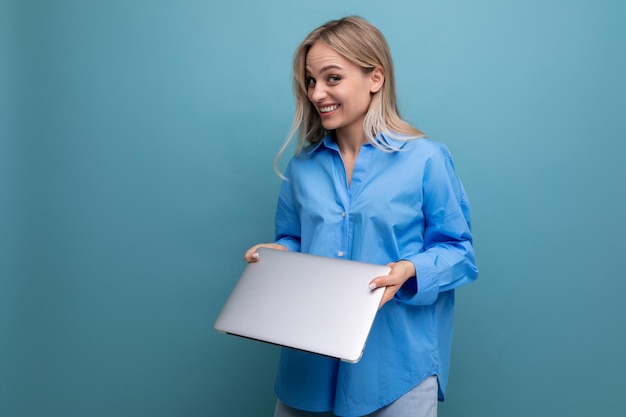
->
[213, 247, 390, 363]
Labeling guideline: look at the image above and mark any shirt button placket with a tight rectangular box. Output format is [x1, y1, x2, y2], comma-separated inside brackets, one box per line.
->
[338, 210, 347, 257]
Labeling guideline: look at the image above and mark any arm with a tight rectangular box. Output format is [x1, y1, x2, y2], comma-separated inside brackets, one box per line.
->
[370, 145, 478, 306]
[274, 161, 302, 252]
[243, 161, 302, 263]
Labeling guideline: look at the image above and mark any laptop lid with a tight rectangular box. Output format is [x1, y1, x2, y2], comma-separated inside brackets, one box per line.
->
[213, 247, 389, 363]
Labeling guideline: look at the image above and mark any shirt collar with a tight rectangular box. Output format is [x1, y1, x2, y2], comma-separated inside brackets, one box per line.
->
[306, 132, 410, 155]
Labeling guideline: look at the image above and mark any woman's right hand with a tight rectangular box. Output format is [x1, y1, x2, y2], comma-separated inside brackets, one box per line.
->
[244, 243, 288, 263]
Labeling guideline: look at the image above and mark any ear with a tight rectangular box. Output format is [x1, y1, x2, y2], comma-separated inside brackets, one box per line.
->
[369, 67, 385, 94]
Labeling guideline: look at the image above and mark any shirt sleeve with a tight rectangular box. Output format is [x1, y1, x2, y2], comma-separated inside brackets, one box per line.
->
[395, 145, 478, 305]
[274, 160, 302, 252]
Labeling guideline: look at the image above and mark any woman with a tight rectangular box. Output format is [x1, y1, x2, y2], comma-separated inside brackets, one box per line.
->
[244, 16, 478, 417]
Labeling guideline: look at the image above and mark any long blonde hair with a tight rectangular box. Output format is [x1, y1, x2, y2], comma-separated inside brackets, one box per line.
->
[275, 16, 425, 173]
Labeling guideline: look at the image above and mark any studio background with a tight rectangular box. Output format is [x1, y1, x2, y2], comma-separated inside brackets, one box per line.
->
[2, 1, 624, 416]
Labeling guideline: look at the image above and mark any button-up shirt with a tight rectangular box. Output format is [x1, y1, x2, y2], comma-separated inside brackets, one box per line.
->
[273, 133, 478, 417]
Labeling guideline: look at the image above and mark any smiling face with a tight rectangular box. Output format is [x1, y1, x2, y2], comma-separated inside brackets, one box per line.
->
[305, 41, 384, 143]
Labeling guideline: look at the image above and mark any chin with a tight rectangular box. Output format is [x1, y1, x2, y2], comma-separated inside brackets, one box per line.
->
[321, 121, 340, 131]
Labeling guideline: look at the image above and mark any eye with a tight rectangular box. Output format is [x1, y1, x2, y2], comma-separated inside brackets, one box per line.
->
[306, 77, 316, 88]
[328, 75, 341, 83]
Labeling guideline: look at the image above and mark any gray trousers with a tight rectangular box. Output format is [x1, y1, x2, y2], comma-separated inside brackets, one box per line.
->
[274, 376, 438, 417]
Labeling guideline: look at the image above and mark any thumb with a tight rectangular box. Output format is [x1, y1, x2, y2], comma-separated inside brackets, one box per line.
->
[369, 278, 388, 290]
[369, 263, 395, 290]
[369, 275, 389, 291]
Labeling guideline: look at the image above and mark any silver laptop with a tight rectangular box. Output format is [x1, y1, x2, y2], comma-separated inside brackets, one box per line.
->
[213, 247, 389, 363]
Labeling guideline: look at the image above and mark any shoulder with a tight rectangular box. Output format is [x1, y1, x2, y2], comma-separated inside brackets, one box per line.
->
[405, 137, 450, 156]
[391, 137, 453, 167]
[282, 143, 327, 181]
[289, 140, 330, 166]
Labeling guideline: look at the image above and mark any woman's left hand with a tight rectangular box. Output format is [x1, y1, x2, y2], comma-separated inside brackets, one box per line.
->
[369, 260, 416, 309]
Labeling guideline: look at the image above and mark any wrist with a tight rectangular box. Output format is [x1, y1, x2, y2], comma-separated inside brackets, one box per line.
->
[397, 260, 416, 281]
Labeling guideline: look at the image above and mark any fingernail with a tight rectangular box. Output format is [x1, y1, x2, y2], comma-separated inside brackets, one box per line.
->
[252, 253, 259, 260]
[369, 283, 377, 290]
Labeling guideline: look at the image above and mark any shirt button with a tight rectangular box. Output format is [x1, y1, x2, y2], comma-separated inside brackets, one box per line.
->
[341, 212, 346, 217]
[338, 251, 344, 257]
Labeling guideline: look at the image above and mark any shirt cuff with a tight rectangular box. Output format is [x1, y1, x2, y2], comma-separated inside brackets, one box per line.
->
[394, 253, 439, 305]
[275, 237, 301, 253]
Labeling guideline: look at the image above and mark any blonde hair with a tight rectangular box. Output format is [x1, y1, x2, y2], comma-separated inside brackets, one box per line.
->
[274, 16, 424, 173]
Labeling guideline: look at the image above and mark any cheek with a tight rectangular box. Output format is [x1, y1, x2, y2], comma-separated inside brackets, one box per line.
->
[349, 82, 374, 105]
[354, 90, 373, 111]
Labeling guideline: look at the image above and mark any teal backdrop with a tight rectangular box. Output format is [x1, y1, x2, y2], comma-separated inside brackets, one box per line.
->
[2, 0, 625, 416]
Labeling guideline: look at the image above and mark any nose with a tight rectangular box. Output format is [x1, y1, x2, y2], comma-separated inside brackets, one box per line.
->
[309, 82, 326, 103]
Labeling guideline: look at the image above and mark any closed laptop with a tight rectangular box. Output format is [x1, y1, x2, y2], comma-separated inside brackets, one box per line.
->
[213, 247, 389, 363]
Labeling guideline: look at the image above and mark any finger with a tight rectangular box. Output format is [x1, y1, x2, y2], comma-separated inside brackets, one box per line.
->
[244, 248, 260, 263]
[379, 283, 402, 308]
[369, 272, 399, 290]
[369, 279, 382, 290]
[369, 267, 393, 289]
[378, 288, 394, 309]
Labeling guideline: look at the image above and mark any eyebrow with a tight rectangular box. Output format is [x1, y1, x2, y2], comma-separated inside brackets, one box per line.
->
[320, 64, 342, 73]
[305, 64, 343, 76]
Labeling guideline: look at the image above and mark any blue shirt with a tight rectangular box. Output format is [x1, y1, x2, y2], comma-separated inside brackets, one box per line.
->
[273, 134, 478, 417]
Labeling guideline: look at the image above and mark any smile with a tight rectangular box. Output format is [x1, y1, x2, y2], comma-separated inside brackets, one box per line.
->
[319, 104, 339, 113]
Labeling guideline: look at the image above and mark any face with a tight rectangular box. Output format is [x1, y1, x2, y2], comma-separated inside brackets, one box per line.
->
[305, 41, 383, 141]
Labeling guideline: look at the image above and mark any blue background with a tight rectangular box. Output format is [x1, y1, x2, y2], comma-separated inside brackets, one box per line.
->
[2, 0, 625, 416]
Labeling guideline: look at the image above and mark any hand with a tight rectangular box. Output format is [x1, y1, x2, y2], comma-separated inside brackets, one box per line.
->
[369, 260, 416, 309]
[243, 243, 288, 263]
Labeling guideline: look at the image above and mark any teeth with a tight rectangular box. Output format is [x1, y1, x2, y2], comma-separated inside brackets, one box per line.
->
[320, 104, 339, 113]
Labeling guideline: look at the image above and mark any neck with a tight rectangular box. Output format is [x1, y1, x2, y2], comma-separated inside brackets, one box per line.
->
[334, 127, 367, 157]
